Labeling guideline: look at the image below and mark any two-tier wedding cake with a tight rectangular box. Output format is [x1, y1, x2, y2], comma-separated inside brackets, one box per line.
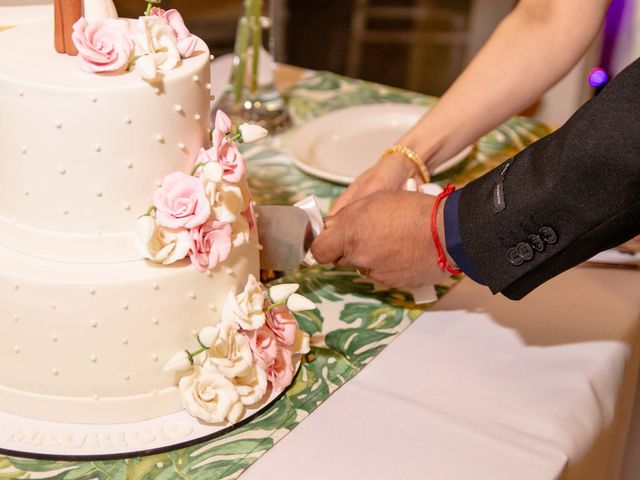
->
[0, 1, 310, 431]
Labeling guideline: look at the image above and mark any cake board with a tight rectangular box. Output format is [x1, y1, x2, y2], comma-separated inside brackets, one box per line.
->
[0, 372, 295, 461]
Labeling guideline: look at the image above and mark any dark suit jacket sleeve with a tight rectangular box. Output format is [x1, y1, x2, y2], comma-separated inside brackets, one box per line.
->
[457, 57, 640, 300]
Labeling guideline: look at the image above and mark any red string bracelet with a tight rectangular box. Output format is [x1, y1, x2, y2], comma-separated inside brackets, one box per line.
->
[431, 183, 462, 275]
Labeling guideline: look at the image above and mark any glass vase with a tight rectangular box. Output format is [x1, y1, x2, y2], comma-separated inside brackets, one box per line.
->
[218, 0, 290, 132]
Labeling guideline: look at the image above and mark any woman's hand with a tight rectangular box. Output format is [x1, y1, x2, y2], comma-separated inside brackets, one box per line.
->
[329, 153, 418, 215]
[312, 190, 453, 290]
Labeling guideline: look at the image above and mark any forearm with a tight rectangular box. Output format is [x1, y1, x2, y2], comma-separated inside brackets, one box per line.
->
[399, 0, 608, 170]
[456, 57, 640, 299]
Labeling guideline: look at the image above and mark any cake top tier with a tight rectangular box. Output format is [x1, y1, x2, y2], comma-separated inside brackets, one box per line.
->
[0, 20, 209, 89]
[0, 19, 212, 264]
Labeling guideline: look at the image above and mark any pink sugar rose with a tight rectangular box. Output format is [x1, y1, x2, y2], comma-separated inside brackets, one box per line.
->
[217, 137, 246, 183]
[214, 110, 233, 136]
[188, 220, 232, 271]
[265, 305, 298, 347]
[72, 18, 133, 74]
[267, 345, 295, 392]
[195, 146, 212, 167]
[149, 7, 197, 58]
[153, 171, 211, 229]
[244, 326, 279, 370]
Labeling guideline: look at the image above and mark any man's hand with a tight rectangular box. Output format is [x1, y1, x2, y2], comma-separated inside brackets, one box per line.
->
[312, 190, 454, 290]
[329, 153, 418, 215]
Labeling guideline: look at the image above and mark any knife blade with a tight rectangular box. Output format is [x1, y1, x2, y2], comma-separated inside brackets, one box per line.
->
[255, 205, 317, 271]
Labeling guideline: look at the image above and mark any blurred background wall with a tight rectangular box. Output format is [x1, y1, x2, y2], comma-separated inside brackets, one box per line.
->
[112, 0, 638, 128]
[3, 0, 637, 127]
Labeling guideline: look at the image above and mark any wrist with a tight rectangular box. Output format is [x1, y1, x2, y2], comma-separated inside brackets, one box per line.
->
[430, 184, 461, 275]
[437, 197, 458, 269]
[398, 134, 444, 173]
[379, 152, 420, 177]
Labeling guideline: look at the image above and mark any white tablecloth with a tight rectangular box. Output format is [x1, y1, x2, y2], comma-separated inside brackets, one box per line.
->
[244, 266, 640, 480]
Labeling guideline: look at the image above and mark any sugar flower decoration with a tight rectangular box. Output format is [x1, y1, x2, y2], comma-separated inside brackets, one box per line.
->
[188, 221, 233, 272]
[153, 171, 211, 230]
[163, 276, 314, 423]
[133, 15, 181, 81]
[149, 7, 198, 58]
[72, 18, 133, 74]
[179, 365, 244, 424]
[138, 110, 264, 270]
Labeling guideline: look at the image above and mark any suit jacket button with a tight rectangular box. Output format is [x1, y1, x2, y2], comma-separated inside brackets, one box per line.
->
[539, 226, 557, 244]
[528, 234, 545, 251]
[516, 242, 534, 261]
[507, 247, 524, 266]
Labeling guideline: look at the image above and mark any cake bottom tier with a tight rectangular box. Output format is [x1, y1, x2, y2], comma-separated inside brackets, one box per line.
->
[0, 240, 259, 424]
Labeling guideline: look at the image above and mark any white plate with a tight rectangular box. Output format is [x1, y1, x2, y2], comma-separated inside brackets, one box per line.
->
[288, 104, 472, 185]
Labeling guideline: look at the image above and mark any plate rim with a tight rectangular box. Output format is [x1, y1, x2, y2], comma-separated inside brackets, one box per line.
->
[287, 103, 472, 185]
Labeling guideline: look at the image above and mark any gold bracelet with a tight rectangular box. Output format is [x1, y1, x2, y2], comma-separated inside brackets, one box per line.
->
[380, 144, 430, 183]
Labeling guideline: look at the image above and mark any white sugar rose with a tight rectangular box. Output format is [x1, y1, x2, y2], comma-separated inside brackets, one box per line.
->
[207, 328, 253, 379]
[213, 183, 245, 224]
[222, 275, 266, 330]
[135, 215, 190, 265]
[134, 16, 181, 80]
[201, 162, 224, 206]
[234, 363, 268, 406]
[178, 365, 242, 424]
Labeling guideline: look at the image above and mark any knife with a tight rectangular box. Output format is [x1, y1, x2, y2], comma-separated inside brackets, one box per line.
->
[255, 204, 317, 271]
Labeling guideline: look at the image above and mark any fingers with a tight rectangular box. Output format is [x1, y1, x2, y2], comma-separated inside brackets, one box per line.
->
[310, 218, 346, 265]
[329, 187, 355, 216]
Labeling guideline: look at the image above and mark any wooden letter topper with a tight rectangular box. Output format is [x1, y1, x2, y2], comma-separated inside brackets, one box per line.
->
[54, 0, 83, 55]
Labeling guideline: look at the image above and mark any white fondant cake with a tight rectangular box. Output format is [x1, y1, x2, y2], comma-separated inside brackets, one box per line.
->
[0, 20, 264, 424]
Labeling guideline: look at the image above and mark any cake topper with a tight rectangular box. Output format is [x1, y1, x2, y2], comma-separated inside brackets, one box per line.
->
[54, 0, 82, 55]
